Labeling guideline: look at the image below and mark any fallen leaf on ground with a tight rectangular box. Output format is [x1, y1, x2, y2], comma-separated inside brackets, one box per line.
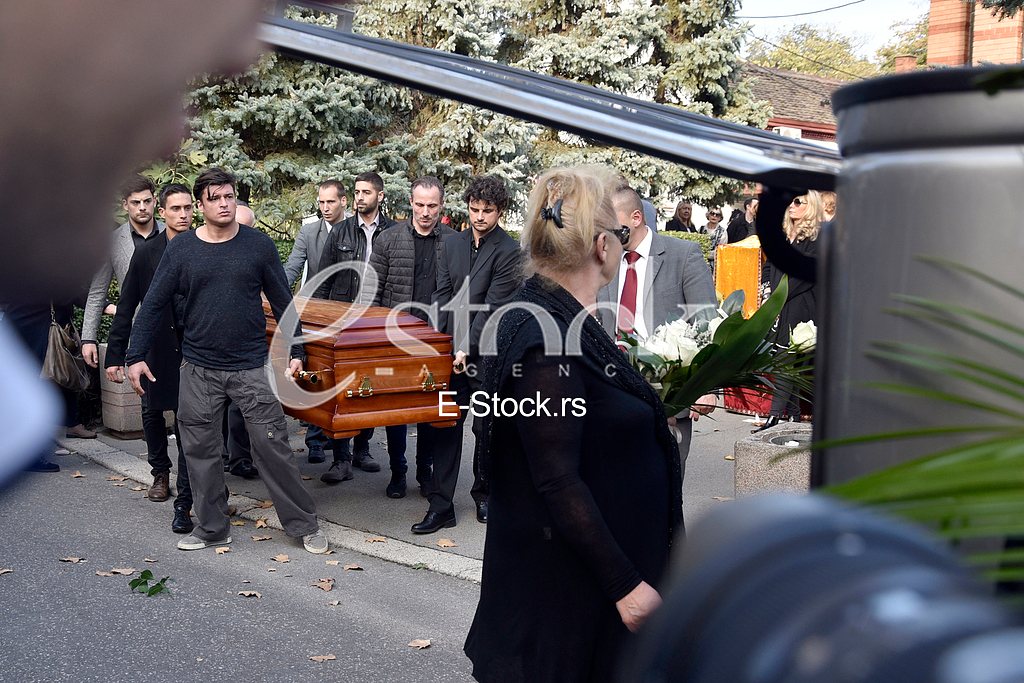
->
[252, 535, 272, 542]
[437, 538, 457, 548]
[365, 536, 386, 543]
[59, 557, 85, 563]
[296, 428, 307, 435]
[301, 475, 312, 480]
[238, 591, 261, 598]
[328, 600, 340, 606]
[95, 571, 114, 577]
[106, 475, 127, 481]
[254, 519, 268, 529]
[724, 455, 735, 461]
[326, 560, 339, 566]
[295, 447, 306, 452]
[310, 654, 336, 663]
[110, 568, 135, 575]
[343, 564, 363, 571]
[71, 471, 85, 478]
[267, 568, 277, 572]
[272, 554, 290, 563]
[412, 563, 427, 570]
[144, 558, 158, 563]
[711, 496, 734, 502]
[241, 580, 250, 583]
[324, 550, 335, 555]
[310, 578, 335, 591]
[0, 568, 13, 576]
[254, 500, 274, 509]
[140, 452, 148, 456]
[408, 639, 431, 649]
[230, 521, 246, 526]
[215, 547, 230, 554]
[112, 482, 126, 487]
[131, 486, 146, 491]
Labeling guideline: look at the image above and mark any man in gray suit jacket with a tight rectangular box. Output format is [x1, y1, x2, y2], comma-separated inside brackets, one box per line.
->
[596, 185, 718, 462]
[283, 179, 347, 288]
[82, 175, 165, 367]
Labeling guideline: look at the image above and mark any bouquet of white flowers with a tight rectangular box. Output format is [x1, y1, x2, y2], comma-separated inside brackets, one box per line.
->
[619, 276, 814, 418]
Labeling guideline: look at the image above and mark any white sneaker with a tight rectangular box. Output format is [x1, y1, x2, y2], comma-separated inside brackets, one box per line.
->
[302, 528, 329, 554]
[177, 534, 231, 551]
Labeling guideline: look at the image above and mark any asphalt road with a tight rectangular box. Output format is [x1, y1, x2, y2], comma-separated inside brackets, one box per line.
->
[0, 455, 479, 683]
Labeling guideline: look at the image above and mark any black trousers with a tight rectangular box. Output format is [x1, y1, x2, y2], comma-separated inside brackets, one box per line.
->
[142, 407, 192, 511]
[426, 371, 487, 515]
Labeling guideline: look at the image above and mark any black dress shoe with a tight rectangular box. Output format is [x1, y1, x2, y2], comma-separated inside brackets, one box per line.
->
[411, 510, 456, 534]
[229, 461, 259, 479]
[751, 415, 781, 434]
[307, 447, 326, 464]
[27, 457, 59, 473]
[172, 508, 194, 534]
[475, 500, 488, 524]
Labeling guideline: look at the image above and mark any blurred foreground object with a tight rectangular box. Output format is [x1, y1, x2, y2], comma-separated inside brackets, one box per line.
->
[622, 494, 1024, 683]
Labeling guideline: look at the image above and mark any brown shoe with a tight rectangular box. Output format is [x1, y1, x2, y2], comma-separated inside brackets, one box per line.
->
[65, 424, 96, 439]
[148, 471, 170, 502]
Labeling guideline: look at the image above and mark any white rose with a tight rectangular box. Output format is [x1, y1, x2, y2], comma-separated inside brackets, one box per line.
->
[643, 337, 679, 362]
[791, 320, 817, 352]
[708, 316, 724, 341]
[675, 336, 700, 366]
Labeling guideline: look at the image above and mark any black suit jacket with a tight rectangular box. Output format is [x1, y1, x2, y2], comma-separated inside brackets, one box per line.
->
[106, 231, 183, 411]
[432, 227, 522, 359]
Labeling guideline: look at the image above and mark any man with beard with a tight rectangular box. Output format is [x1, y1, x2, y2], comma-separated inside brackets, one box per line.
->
[313, 172, 395, 480]
[126, 168, 327, 554]
[105, 183, 195, 531]
[412, 175, 522, 533]
[368, 176, 457, 498]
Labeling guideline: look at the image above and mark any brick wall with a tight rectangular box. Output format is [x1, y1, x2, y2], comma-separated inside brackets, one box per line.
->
[927, 0, 1024, 66]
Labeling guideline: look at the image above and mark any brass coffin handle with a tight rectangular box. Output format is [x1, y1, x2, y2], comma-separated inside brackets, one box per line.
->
[295, 370, 320, 384]
[346, 376, 374, 398]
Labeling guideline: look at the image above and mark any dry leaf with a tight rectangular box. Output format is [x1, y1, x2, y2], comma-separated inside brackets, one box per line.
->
[324, 550, 335, 555]
[326, 560, 340, 566]
[408, 639, 431, 649]
[365, 536, 386, 544]
[310, 654, 336, 663]
[724, 455, 735, 461]
[241, 580, 250, 583]
[131, 486, 146, 491]
[0, 568, 13, 576]
[59, 557, 85, 563]
[301, 475, 312, 480]
[310, 578, 335, 591]
[297, 428, 307, 435]
[215, 547, 230, 555]
[196, 658, 202, 662]
[254, 519, 268, 529]
[95, 571, 114, 577]
[230, 520, 246, 526]
[328, 600, 340, 606]
[110, 568, 135, 575]
[343, 564, 363, 571]
[237, 591, 261, 598]
[140, 452, 148, 456]
[272, 554, 291, 563]
[711, 496, 734, 502]
[112, 482, 127, 487]
[267, 568, 277, 572]
[71, 471, 85, 478]
[254, 500, 274, 509]
[252, 535, 272, 542]
[106, 475, 127, 481]
[437, 538, 457, 548]
[295, 447, 306, 452]
[144, 558, 158, 563]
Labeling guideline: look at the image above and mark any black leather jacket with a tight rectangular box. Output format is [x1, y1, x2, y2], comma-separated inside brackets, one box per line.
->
[312, 213, 394, 302]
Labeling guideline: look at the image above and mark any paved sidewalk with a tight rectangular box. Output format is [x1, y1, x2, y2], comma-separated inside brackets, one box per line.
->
[62, 409, 750, 581]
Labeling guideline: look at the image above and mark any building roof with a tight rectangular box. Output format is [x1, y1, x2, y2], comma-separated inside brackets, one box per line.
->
[742, 63, 849, 129]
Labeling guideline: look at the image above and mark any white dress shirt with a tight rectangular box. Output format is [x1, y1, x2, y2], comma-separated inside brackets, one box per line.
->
[358, 212, 380, 262]
[615, 226, 653, 339]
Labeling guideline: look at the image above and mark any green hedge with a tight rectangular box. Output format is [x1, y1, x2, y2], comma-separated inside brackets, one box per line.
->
[661, 231, 712, 261]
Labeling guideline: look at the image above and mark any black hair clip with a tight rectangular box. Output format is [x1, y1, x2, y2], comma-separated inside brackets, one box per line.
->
[540, 199, 564, 229]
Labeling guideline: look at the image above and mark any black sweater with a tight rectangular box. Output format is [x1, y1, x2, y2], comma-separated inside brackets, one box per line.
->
[125, 226, 303, 371]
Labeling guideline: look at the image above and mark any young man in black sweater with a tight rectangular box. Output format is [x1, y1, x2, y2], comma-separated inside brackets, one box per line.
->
[125, 168, 327, 554]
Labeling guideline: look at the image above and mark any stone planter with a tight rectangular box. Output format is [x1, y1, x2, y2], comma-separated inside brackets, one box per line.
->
[734, 422, 812, 497]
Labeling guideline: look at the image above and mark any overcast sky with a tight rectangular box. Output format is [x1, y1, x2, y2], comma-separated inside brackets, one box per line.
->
[737, 0, 930, 58]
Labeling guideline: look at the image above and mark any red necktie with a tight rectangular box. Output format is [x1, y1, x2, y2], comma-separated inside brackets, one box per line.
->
[619, 251, 641, 334]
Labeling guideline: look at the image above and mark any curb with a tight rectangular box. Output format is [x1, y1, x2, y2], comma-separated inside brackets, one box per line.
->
[60, 436, 482, 584]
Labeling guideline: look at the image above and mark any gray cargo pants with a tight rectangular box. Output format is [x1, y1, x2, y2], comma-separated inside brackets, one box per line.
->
[177, 362, 319, 542]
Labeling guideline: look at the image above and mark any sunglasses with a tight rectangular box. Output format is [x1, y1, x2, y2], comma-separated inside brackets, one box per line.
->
[792, 197, 806, 206]
[708, 212, 722, 217]
[609, 225, 630, 245]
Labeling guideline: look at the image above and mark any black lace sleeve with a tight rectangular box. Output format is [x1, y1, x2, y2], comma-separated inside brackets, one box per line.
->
[510, 348, 643, 603]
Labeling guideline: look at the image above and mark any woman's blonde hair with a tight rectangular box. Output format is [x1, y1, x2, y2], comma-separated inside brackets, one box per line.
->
[522, 165, 619, 275]
[783, 189, 824, 243]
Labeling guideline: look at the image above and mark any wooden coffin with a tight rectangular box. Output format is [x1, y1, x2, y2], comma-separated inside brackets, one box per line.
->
[264, 297, 459, 439]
